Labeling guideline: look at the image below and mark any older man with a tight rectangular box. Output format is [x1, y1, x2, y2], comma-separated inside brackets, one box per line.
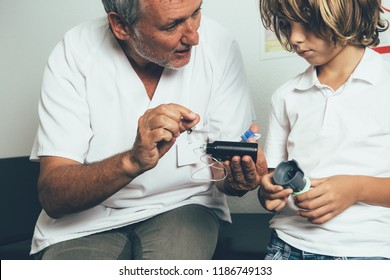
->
[30, 0, 266, 259]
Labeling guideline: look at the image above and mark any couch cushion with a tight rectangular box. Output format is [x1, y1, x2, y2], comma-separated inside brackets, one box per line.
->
[0, 157, 41, 259]
[213, 213, 273, 260]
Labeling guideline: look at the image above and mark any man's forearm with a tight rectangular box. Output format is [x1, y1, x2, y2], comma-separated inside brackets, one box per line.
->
[38, 152, 139, 218]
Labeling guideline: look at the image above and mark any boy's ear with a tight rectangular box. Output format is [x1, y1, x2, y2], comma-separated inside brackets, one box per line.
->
[107, 12, 131, 40]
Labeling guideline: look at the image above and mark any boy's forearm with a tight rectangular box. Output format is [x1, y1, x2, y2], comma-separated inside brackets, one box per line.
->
[356, 176, 390, 207]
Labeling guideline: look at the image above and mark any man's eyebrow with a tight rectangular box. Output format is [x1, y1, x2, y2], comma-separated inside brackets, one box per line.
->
[194, 1, 203, 14]
[164, 1, 203, 26]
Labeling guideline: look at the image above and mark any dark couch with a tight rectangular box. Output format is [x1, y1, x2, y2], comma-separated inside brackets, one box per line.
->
[0, 156, 272, 260]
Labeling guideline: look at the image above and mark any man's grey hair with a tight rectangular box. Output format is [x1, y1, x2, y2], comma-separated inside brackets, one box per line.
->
[101, 0, 141, 28]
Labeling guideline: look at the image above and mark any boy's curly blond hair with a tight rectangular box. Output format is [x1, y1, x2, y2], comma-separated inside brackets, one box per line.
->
[259, 0, 389, 51]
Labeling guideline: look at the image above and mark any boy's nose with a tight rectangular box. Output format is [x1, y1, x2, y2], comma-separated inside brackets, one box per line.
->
[289, 22, 306, 46]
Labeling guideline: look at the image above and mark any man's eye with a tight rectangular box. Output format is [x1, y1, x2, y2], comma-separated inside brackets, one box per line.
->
[163, 21, 181, 31]
[165, 24, 177, 31]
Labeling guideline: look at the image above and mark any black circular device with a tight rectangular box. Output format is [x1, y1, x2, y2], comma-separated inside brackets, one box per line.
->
[273, 159, 310, 194]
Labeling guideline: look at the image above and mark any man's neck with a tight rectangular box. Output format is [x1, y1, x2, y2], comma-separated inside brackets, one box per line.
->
[120, 40, 164, 100]
[129, 57, 164, 100]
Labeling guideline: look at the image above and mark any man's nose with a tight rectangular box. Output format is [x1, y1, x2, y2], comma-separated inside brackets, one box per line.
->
[181, 18, 200, 46]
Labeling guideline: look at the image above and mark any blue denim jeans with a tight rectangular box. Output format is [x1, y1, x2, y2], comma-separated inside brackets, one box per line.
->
[35, 204, 220, 260]
[265, 230, 389, 260]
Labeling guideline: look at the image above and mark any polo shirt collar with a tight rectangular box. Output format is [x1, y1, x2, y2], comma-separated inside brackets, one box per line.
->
[295, 65, 316, 91]
[352, 48, 382, 85]
[295, 47, 382, 91]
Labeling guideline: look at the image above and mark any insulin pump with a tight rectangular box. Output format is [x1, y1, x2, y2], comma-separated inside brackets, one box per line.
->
[273, 159, 311, 195]
[205, 129, 259, 162]
[206, 141, 258, 162]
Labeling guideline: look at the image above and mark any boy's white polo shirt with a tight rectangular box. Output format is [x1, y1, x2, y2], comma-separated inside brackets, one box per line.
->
[264, 48, 390, 258]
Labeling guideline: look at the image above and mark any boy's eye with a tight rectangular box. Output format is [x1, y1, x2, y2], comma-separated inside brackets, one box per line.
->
[278, 19, 290, 31]
[303, 22, 314, 31]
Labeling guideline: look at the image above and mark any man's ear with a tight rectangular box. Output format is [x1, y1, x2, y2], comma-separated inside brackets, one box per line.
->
[107, 12, 131, 40]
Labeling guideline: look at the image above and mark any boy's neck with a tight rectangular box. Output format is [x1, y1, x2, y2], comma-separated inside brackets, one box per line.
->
[316, 45, 365, 91]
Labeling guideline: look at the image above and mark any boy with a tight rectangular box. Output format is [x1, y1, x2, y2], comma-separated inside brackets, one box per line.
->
[258, 0, 390, 259]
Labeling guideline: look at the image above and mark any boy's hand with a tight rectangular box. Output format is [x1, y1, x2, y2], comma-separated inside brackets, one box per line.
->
[258, 172, 293, 212]
[294, 175, 358, 224]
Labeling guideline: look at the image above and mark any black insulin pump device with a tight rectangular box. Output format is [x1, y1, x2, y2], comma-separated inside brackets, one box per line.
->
[206, 141, 258, 162]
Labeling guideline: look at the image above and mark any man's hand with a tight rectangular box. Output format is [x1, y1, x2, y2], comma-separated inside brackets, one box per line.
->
[220, 123, 268, 195]
[38, 103, 199, 218]
[128, 103, 200, 174]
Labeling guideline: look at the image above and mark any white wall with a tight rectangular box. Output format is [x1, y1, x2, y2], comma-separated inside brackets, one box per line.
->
[0, 0, 106, 158]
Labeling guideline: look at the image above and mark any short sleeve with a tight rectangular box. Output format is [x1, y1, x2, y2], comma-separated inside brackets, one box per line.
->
[30, 37, 92, 163]
[264, 92, 289, 168]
